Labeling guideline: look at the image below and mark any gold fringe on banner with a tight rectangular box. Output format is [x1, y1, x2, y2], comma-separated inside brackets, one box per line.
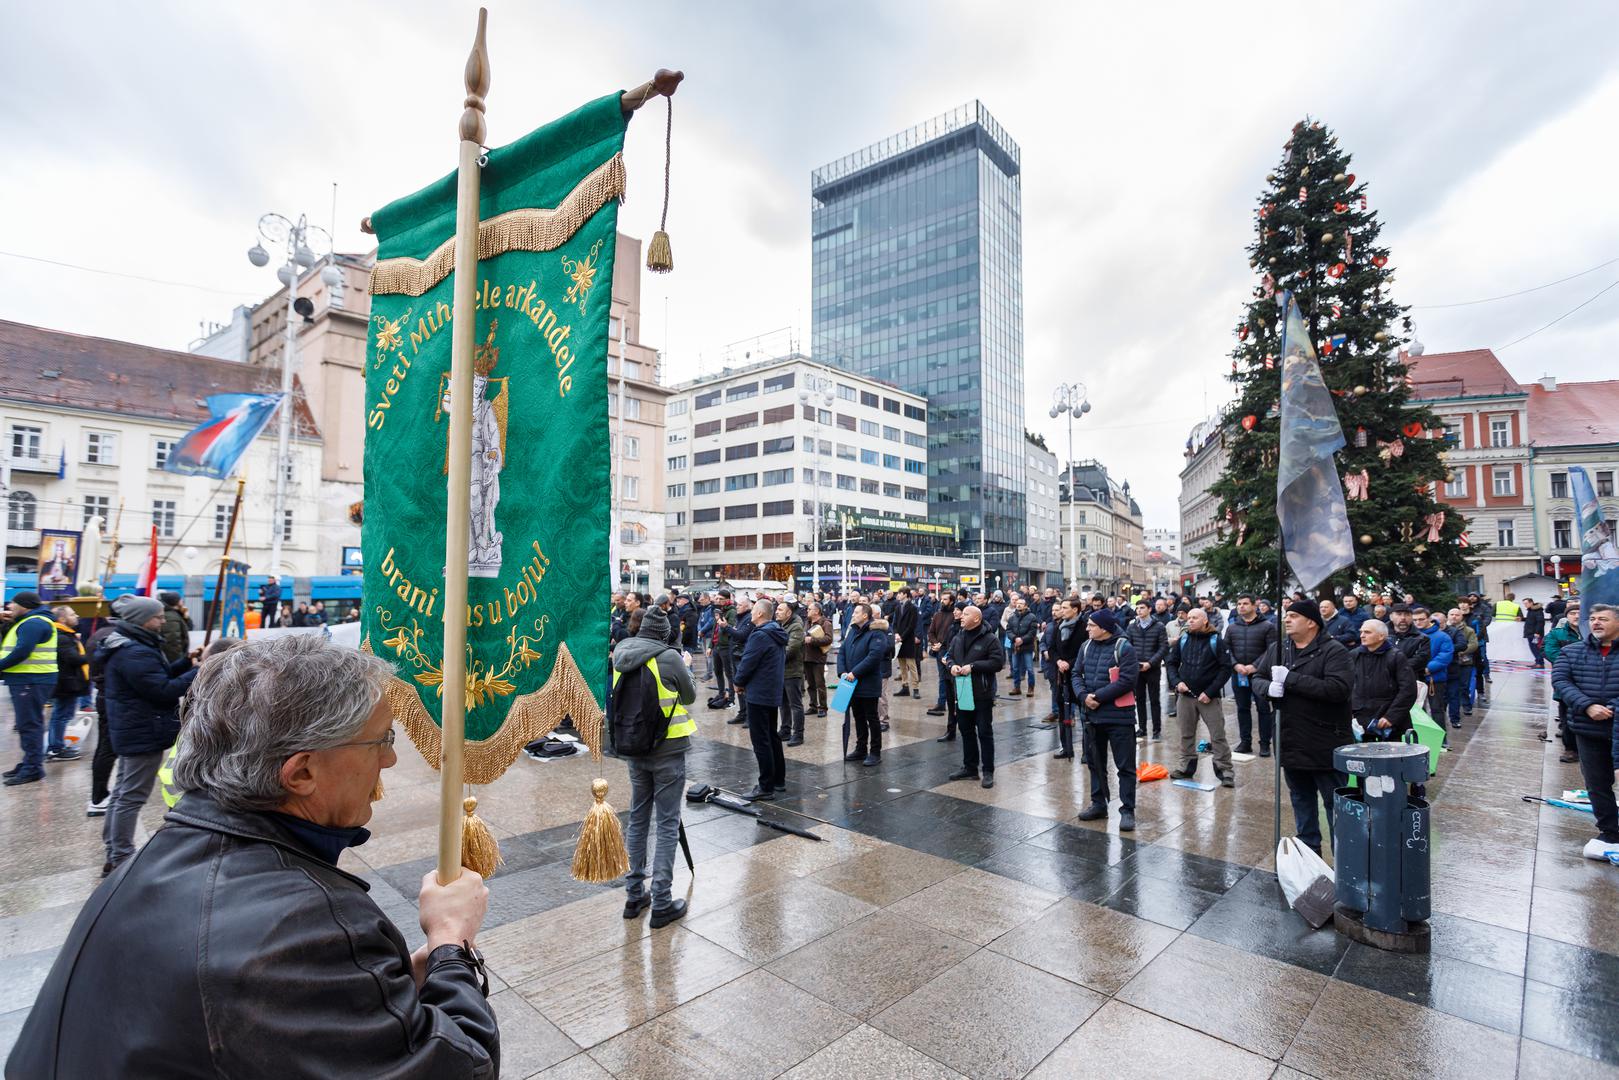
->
[370, 154, 627, 297]
[363, 639, 604, 784]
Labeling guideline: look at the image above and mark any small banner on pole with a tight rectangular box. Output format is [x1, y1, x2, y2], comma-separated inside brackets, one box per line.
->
[1275, 292, 1354, 592]
[220, 560, 249, 640]
[36, 529, 82, 602]
[1571, 466, 1619, 637]
[362, 93, 625, 784]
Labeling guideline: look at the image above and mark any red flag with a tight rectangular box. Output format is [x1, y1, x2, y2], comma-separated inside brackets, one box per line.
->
[136, 524, 159, 596]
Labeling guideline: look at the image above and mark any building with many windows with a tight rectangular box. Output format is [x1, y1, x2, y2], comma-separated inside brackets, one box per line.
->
[3, 320, 324, 591]
[1058, 460, 1145, 596]
[811, 102, 1026, 576]
[1408, 349, 1537, 594]
[1178, 416, 1228, 595]
[1018, 435, 1062, 588]
[662, 354, 978, 592]
[1527, 376, 1619, 596]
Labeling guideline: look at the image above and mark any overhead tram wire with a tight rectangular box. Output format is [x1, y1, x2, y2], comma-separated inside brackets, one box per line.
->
[1494, 276, 1619, 351]
[1409, 255, 1619, 309]
[0, 250, 263, 298]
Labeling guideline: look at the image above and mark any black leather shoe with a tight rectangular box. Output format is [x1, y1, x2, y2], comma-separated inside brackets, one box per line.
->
[741, 786, 775, 801]
[786, 736, 804, 747]
[3, 772, 43, 786]
[1053, 750, 1074, 760]
[1119, 810, 1136, 832]
[650, 898, 688, 928]
[1259, 745, 1272, 758]
[936, 734, 956, 742]
[981, 772, 995, 789]
[623, 895, 650, 919]
[1077, 802, 1108, 821]
[727, 715, 747, 725]
[1170, 767, 1196, 780]
[844, 751, 866, 762]
[1234, 743, 1254, 755]
[926, 707, 946, 716]
[947, 767, 977, 781]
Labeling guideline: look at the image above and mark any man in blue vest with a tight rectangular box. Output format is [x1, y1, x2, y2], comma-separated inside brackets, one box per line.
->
[612, 605, 697, 927]
[3, 591, 58, 786]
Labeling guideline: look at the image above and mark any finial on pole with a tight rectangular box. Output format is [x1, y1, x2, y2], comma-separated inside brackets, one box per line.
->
[621, 69, 683, 115]
[459, 8, 491, 145]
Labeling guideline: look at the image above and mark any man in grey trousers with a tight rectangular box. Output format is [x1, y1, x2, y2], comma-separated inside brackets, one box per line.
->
[611, 606, 698, 928]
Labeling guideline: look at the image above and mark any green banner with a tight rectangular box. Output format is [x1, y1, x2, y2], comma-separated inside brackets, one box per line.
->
[362, 93, 625, 783]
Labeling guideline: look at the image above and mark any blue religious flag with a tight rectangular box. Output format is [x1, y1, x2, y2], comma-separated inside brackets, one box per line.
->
[1276, 292, 1354, 591]
[1570, 466, 1619, 636]
[164, 393, 284, 479]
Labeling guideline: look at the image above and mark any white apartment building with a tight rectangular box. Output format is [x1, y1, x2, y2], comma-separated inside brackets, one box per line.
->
[3, 321, 324, 592]
[1178, 416, 1227, 595]
[1019, 437, 1062, 588]
[1144, 527, 1180, 562]
[663, 354, 977, 592]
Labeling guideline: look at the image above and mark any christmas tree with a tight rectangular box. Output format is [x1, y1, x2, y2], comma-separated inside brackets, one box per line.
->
[1201, 118, 1477, 601]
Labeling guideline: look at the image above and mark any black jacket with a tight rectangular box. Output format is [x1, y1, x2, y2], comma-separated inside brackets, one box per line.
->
[6, 793, 497, 1079]
[1168, 628, 1232, 699]
[893, 601, 921, 660]
[946, 623, 1005, 704]
[1553, 636, 1619, 741]
[1350, 642, 1418, 737]
[733, 618, 788, 707]
[1123, 617, 1168, 668]
[99, 621, 197, 756]
[1225, 614, 1277, 667]
[1071, 633, 1139, 726]
[1006, 610, 1040, 654]
[53, 622, 89, 698]
[1252, 632, 1354, 771]
[1390, 625, 1432, 678]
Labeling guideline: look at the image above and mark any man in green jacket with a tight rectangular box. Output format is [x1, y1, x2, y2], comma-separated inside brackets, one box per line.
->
[159, 591, 189, 664]
[1545, 601, 1581, 762]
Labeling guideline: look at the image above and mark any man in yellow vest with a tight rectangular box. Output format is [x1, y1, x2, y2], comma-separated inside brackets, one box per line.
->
[610, 605, 696, 928]
[2, 591, 59, 786]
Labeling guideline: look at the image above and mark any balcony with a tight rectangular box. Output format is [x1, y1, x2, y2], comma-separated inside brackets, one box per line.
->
[6, 454, 58, 476]
[6, 529, 41, 549]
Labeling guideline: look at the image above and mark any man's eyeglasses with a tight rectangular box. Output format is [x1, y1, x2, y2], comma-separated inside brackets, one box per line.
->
[329, 730, 397, 752]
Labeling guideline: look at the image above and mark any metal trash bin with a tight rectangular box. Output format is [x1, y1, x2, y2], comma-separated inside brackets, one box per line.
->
[1331, 742, 1431, 953]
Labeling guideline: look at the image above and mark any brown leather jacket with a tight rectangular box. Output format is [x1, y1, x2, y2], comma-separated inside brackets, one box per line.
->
[802, 614, 834, 661]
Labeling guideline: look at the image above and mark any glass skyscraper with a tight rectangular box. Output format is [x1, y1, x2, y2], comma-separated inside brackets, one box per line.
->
[811, 102, 1025, 569]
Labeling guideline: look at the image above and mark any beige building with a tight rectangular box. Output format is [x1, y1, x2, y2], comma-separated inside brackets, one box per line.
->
[1058, 460, 1145, 595]
[608, 233, 674, 593]
[1178, 416, 1227, 595]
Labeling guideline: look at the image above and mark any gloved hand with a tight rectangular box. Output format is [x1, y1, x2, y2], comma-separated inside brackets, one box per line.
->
[1267, 679, 1284, 699]
[1270, 665, 1289, 686]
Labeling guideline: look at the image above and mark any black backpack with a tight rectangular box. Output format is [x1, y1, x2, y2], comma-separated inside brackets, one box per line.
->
[612, 659, 676, 757]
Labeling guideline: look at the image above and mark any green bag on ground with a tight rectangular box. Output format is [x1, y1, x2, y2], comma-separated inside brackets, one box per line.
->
[1405, 705, 1444, 778]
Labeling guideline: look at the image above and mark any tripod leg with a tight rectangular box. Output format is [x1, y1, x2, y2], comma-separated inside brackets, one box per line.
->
[677, 820, 694, 874]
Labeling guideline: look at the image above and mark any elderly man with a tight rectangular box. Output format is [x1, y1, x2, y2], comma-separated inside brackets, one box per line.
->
[7, 635, 497, 1077]
[946, 605, 1005, 788]
[733, 598, 788, 800]
[1253, 600, 1353, 857]
[1167, 607, 1234, 787]
[1351, 619, 1418, 744]
[1320, 599, 1359, 650]
[1552, 603, 1619, 861]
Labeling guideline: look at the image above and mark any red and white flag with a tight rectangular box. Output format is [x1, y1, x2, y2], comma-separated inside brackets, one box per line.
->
[136, 524, 159, 596]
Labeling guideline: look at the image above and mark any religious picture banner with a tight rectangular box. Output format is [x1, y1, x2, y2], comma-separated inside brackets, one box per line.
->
[36, 529, 82, 601]
[1570, 466, 1619, 637]
[220, 560, 249, 640]
[361, 92, 625, 783]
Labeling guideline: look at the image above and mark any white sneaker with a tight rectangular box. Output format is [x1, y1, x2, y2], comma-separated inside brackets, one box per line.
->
[1582, 837, 1619, 862]
[86, 797, 110, 817]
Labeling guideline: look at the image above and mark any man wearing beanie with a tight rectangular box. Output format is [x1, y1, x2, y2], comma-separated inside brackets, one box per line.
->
[100, 594, 198, 873]
[1072, 608, 1142, 830]
[1252, 598, 1354, 856]
[611, 603, 697, 927]
[158, 590, 189, 663]
[2, 591, 59, 786]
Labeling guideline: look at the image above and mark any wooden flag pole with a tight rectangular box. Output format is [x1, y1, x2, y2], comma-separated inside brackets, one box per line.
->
[103, 499, 124, 585]
[203, 477, 246, 647]
[437, 7, 490, 886]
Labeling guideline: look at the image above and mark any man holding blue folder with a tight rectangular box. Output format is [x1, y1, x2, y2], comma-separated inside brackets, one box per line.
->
[945, 606, 1005, 789]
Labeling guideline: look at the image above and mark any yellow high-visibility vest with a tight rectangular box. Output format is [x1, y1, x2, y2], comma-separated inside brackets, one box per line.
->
[1494, 599, 1522, 622]
[158, 745, 181, 808]
[1, 611, 57, 675]
[612, 656, 695, 740]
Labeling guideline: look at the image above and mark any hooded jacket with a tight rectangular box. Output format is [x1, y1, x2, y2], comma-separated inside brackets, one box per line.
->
[1252, 631, 1353, 771]
[836, 619, 889, 698]
[160, 605, 189, 663]
[53, 621, 89, 698]
[1418, 622, 1454, 681]
[733, 618, 788, 707]
[99, 620, 198, 756]
[612, 625, 698, 756]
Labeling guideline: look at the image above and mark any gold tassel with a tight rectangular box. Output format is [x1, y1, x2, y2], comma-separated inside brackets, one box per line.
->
[460, 796, 503, 878]
[646, 97, 674, 274]
[646, 230, 673, 274]
[571, 778, 629, 883]
[370, 774, 385, 803]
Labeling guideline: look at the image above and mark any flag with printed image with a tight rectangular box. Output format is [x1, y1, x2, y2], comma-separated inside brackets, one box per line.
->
[164, 393, 284, 479]
[1571, 466, 1619, 636]
[1275, 292, 1355, 591]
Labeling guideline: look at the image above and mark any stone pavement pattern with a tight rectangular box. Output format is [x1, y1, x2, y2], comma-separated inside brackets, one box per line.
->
[2, 660, 1617, 1078]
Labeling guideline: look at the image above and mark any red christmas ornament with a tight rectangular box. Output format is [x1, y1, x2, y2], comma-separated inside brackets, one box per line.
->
[1402, 420, 1424, 438]
[1320, 338, 1334, 355]
[1372, 254, 1388, 268]
[1259, 204, 1272, 219]
[1238, 325, 1249, 341]
[1241, 414, 1258, 430]
[1327, 262, 1346, 279]
[1359, 196, 1368, 211]
[1333, 202, 1348, 215]
[1344, 173, 1356, 186]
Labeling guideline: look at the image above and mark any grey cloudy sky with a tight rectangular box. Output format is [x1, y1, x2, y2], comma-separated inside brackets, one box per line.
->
[3, 1, 1617, 528]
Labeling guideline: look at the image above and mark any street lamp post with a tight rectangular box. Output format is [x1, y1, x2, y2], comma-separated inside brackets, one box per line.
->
[247, 214, 340, 579]
[1049, 382, 1091, 593]
[800, 369, 835, 594]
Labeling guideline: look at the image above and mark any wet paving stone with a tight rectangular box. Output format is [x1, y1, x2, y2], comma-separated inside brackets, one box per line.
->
[1334, 942, 1524, 1034]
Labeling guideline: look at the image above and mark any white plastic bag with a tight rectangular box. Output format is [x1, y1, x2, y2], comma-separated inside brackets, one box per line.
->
[63, 710, 94, 749]
[1276, 837, 1334, 906]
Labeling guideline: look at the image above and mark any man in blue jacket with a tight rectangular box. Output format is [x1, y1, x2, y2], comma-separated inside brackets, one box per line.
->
[1319, 600, 1360, 650]
[1339, 594, 1371, 631]
[732, 599, 787, 801]
[99, 595, 197, 872]
[1551, 603, 1619, 862]
[1411, 606, 1454, 699]
[1072, 610, 1141, 831]
[836, 602, 888, 766]
[2, 591, 58, 786]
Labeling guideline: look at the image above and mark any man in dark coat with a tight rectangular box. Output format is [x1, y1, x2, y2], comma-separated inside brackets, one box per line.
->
[1006, 598, 1040, 698]
[945, 606, 1005, 788]
[1319, 599, 1359, 650]
[1073, 609, 1141, 830]
[1388, 604, 1432, 683]
[925, 593, 957, 717]
[98, 595, 198, 873]
[732, 599, 788, 800]
[158, 591, 189, 663]
[46, 606, 88, 762]
[1350, 619, 1418, 741]
[1167, 608, 1234, 786]
[6, 634, 497, 1078]
[1124, 600, 1168, 739]
[1252, 599, 1354, 856]
[837, 603, 889, 765]
[711, 591, 738, 708]
[776, 602, 807, 747]
[1551, 603, 1619, 861]
[891, 588, 922, 698]
[1227, 595, 1278, 756]
[1048, 598, 1086, 759]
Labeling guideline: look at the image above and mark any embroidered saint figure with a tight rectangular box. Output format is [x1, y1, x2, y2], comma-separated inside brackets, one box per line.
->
[439, 321, 508, 577]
